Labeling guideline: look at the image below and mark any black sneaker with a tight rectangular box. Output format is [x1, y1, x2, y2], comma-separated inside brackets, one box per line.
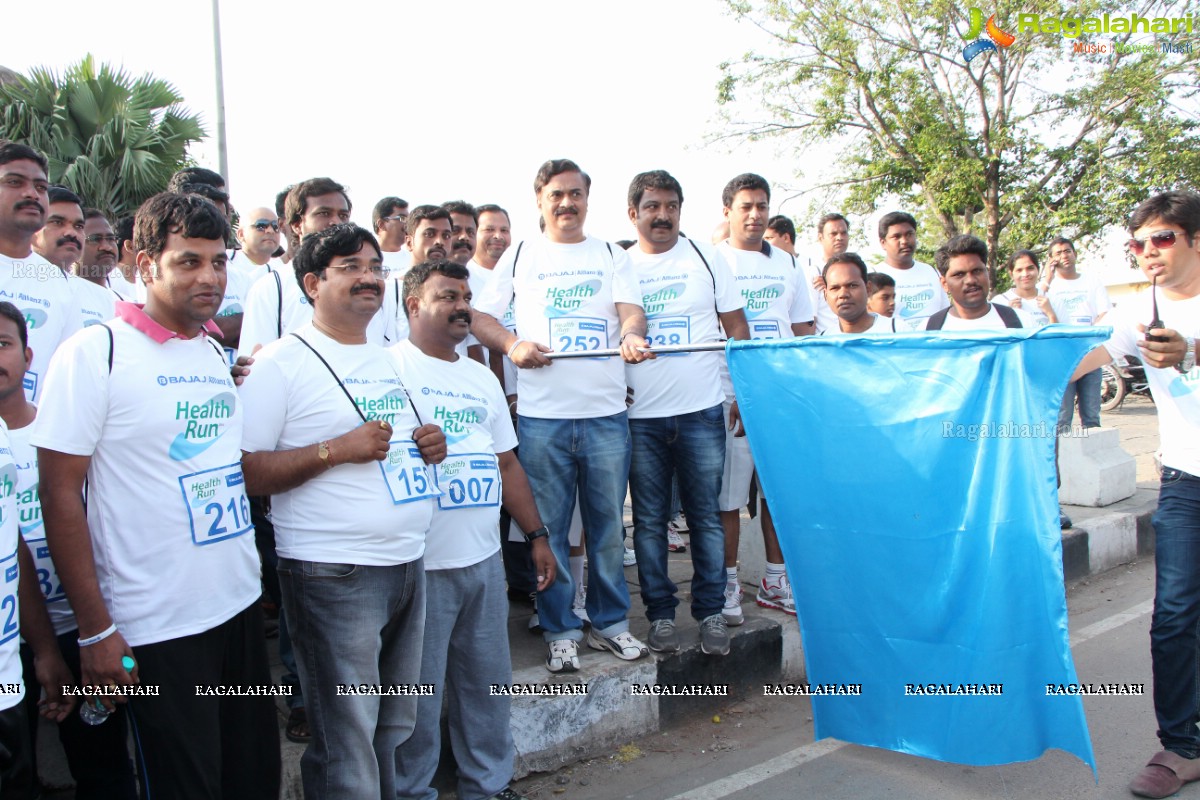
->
[647, 619, 680, 653]
[700, 614, 730, 656]
[489, 789, 529, 800]
[1060, 509, 1073, 530]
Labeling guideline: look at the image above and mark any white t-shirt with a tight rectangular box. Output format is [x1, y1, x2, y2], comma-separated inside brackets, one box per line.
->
[625, 238, 742, 418]
[798, 254, 838, 334]
[32, 317, 261, 647]
[389, 340, 516, 570]
[69, 275, 117, 329]
[993, 289, 1051, 328]
[214, 264, 253, 364]
[382, 249, 411, 273]
[1047, 271, 1110, 325]
[237, 267, 397, 357]
[475, 236, 643, 419]
[234, 256, 283, 287]
[239, 325, 432, 566]
[925, 304, 1036, 331]
[0, 252, 81, 403]
[10, 418, 76, 636]
[0, 422, 23, 710]
[715, 240, 814, 398]
[107, 268, 141, 302]
[875, 261, 950, 331]
[822, 313, 897, 335]
[1103, 292, 1199, 476]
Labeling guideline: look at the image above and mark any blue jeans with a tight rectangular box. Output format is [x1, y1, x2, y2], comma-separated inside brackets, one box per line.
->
[1150, 468, 1200, 756]
[277, 557, 426, 800]
[629, 404, 727, 622]
[1058, 366, 1102, 431]
[518, 412, 632, 642]
[395, 554, 513, 800]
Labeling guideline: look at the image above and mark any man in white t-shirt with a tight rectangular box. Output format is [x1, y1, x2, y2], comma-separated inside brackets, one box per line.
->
[392, 259, 555, 800]
[107, 215, 141, 302]
[472, 158, 652, 673]
[1070, 192, 1198, 800]
[822, 253, 897, 334]
[238, 177, 397, 357]
[924, 235, 1035, 331]
[233, 206, 285, 286]
[874, 211, 950, 331]
[372, 195, 411, 274]
[239, 223, 446, 800]
[715, 173, 814, 626]
[1045, 236, 1111, 431]
[36, 192, 279, 799]
[441, 201, 486, 364]
[766, 214, 837, 334]
[77, 209, 120, 288]
[30, 189, 117, 332]
[0, 142, 81, 405]
[624, 170, 749, 657]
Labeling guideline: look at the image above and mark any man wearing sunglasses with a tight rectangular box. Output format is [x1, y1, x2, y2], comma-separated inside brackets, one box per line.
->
[234, 206, 285, 286]
[1071, 191, 1198, 800]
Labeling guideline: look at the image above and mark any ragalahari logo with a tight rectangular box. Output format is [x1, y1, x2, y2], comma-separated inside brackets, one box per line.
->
[961, 7, 1016, 61]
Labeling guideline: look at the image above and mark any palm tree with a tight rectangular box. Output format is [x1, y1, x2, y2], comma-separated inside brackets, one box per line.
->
[0, 55, 205, 218]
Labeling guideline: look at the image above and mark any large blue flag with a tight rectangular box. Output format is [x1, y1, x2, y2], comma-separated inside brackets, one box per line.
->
[727, 327, 1103, 771]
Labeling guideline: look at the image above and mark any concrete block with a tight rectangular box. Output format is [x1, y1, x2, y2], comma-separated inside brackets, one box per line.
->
[780, 618, 807, 682]
[510, 660, 658, 779]
[1083, 512, 1138, 574]
[1059, 426, 1137, 507]
[735, 512, 767, 589]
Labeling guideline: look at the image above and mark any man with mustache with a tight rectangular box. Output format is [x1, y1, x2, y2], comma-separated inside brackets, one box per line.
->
[472, 158, 652, 673]
[441, 201, 486, 365]
[822, 253, 899, 334]
[372, 195, 410, 273]
[77, 209, 119, 287]
[715, 173, 814, 626]
[0, 153, 82, 405]
[923, 235, 1033, 330]
[33, 191, 117, 330]
[623, 170, 749, 656]
[874, 211, 949, 331]
[392, 259, 554, 800]
[238, 177, 397, 358]
[239, 223, 446, 799]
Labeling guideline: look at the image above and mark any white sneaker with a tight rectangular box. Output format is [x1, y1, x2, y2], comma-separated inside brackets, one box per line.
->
[528, 594, 542, 633]
[723, 581, 745, 626]
[586, 630, 648, 661]
[546, 639, 580, 673]
[572, 584, 589, 624]
[669, 512, 688, 532]
[667, 528, 687, 553]
[623, 547, 637, 568]
[757, 574, 797, 615]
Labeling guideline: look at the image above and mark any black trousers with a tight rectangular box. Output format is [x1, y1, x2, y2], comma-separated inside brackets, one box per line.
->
[0, 700, 32, 800]
[127, 604, 280, 800]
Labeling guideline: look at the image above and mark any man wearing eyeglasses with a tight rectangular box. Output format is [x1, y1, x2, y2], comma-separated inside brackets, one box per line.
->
[234, 206, 285, 285]
[1070, 191, 1198, 800]
[76, 210, 119, 288]
[373, 196, 410, 274]
[239, 223, 446, 800]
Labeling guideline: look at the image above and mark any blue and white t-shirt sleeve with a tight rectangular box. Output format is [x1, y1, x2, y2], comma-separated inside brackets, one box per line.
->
[30, 329, 107, 456]
[237, 356, 289, 453]
[710, 247, 743, 314]
[486, 377, 519, 454]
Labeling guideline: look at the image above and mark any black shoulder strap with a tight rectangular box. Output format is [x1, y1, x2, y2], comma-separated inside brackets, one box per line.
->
[686, 238, 717, 293]
[273, 271, 284, 339]
[606, 241, 613, 260]
[925, 308, 950, 331]
[993, 303, 1024, 328]
[891, 316, 898, 333]
[290, 333, 369, 424]
[102, 323, 114, 373]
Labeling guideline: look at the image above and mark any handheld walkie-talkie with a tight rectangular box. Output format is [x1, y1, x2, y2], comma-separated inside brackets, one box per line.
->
[1146, 275, 1168, 342]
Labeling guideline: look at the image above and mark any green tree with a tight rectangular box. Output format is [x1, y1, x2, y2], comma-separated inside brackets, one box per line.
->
[0, 54, 205, 218]
[716, 0, 1200, 275]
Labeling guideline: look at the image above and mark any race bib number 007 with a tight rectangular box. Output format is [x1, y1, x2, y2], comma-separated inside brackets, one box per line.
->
[380, 439, 443, 506]
[434, 453, 501, 511]
[179, 463, 253, 546]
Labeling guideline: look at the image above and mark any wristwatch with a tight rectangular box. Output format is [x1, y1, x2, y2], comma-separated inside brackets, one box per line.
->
[1177, 337, 1196, 374]
[317, 441, 333, 469]
[524, 525, 549, 544]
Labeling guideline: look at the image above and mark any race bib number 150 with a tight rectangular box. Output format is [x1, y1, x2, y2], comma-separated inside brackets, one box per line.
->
[381, 439, 443, 505]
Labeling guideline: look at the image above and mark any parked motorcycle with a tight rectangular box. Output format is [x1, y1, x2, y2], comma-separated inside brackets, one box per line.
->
[1100, 355, 1153, 411]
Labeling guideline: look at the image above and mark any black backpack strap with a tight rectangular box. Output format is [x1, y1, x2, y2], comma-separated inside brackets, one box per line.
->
[993, 303, 1024, 328]
[274, 270, 284, 339]
[102, 323, 114, 373]
[924, 308, 950, 331]
[686, 238, 717, 293]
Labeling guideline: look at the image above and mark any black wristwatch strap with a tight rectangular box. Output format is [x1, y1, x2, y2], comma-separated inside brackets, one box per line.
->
[524, 525, 549, 543]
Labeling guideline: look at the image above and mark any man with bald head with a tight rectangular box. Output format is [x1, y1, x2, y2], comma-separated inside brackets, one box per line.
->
[234, 206, 285, 285]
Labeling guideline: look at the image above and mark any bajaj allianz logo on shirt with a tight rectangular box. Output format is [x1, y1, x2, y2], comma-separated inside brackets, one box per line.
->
[169, 392, 235, 460]
[544, 280, 600, 314]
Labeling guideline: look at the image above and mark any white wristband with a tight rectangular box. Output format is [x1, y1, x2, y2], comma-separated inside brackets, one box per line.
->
[78, 623, 118, 647]
[507, 338, 526, 359]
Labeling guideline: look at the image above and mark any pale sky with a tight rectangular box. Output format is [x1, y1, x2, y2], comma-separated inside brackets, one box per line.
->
[3, 0, 844, 250]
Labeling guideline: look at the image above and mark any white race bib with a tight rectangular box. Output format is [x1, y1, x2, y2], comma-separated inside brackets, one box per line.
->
[27, 539, 66, 604]
[22, 371, 37, 402]
[179, 463, 254, 546]
[647, 315, 692, 355]
[749, 320, 781, 340]
[549, 316, 608, 354]
[380, 438, 442, 505]
[434, 453, 501, 511]
[0, 550, 18, 645]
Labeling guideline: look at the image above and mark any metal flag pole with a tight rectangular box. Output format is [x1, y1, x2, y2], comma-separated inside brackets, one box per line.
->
[544, 342, 730, 360]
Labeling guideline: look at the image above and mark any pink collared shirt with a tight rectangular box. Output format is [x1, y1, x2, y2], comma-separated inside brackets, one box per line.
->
[115, 301, 222, 344]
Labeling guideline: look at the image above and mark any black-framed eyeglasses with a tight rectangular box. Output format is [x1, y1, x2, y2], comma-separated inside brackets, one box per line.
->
[85, 234, 120, 244]
[382, 215, 408, 223]
[324, 264, 390, 279]
[251, 220, 281, 232]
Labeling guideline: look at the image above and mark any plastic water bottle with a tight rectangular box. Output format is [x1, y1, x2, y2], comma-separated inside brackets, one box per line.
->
[79, 655, 136, 726]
